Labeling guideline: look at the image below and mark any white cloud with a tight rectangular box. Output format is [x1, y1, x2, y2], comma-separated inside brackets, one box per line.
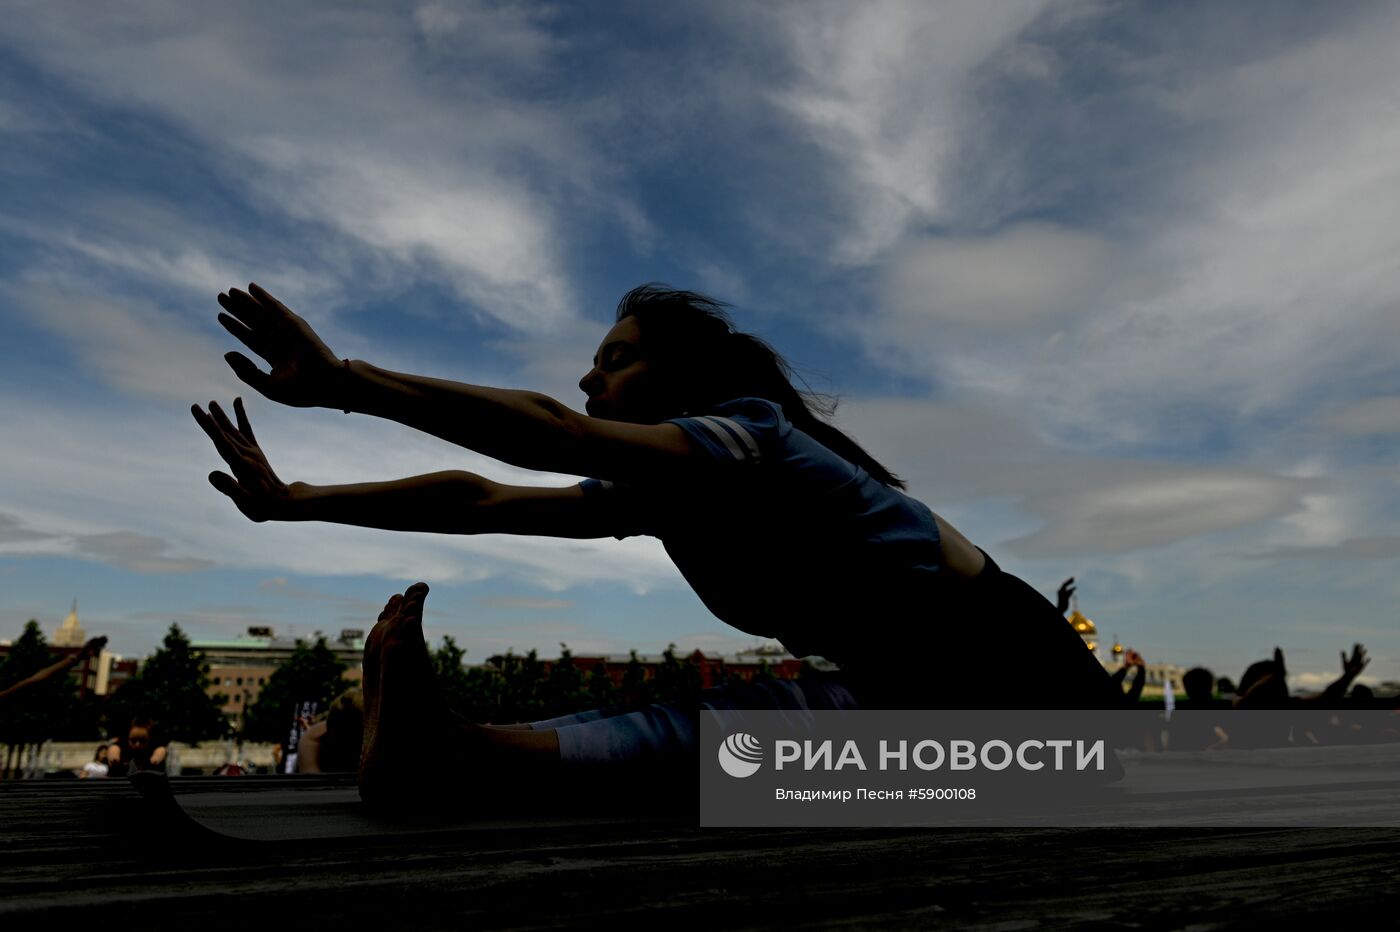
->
[1288, 669, 1378, 692]
[1251, 537, 1400, 562]
[0, 3, 597, 331]
[477, 596, 573, 610]
[1322, 397, 1400, 436]
[850, 4, 1400, 450]
[838, 397, 1309, 557]
[9, 282, 234, 404]
[72, 531, 213, 574]
[0, 514, 211, 574]
[1004, 470, 1305, 558]
[878, 222, 1127, 332]
[0, 196, 351, 312]
[0, 513, 55, 544]
[411, 0, 563, 67]
[757, 0, 1053, 264]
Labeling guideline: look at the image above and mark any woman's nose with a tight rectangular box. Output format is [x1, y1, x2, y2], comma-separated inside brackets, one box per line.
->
[579, 369, 601, 394]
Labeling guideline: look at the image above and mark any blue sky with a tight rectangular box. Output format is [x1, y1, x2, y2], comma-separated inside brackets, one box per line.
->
[2, 1, 1398, 690]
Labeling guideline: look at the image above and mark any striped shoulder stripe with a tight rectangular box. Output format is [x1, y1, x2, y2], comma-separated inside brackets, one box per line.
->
[707, 416, 762, 460]
[694, 416, 761, 462]
[692, 417, 746, 460]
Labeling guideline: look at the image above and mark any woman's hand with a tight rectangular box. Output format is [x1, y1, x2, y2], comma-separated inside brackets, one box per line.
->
[217, 283, 345, 409]
[191, 397, 297, 522]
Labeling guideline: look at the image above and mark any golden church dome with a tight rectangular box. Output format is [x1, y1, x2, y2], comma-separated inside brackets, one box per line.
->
[1067, 610, 1096, 636]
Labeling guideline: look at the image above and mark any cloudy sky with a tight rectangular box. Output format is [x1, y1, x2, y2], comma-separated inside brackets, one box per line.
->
[2, 1, 1397, 689]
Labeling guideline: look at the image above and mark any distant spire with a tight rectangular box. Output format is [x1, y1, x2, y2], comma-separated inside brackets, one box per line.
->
[54, 597, 86, 647]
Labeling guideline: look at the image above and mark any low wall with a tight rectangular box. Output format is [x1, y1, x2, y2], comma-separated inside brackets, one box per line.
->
[13, 740, 281, 775]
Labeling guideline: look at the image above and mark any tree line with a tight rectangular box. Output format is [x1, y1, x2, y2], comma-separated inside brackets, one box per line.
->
[1, 621, 783, 758]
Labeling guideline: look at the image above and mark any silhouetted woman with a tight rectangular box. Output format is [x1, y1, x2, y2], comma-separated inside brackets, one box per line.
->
[194, 284, 1120, 800]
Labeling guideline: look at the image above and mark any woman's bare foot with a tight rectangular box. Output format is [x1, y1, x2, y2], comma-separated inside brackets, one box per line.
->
[359, 583, 471, 806]
[358, 583, 567, 808]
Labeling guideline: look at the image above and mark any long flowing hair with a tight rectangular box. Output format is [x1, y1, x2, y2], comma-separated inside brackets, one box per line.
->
[617, 284, 905, 489]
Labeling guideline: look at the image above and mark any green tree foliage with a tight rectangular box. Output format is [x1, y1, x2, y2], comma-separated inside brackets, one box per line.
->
[653, 643, 703, 703]
[542, 643, 584, 718]
[106, 624, 228, 745]
[586, 659, 617, 709]
[242, 638, 349, 743]
[489, 649, 547, 722]
[421, 643, 800, 726]
[432, 635, 477, 714]
[620, 649, 653, 706]
[431, 635, 515, 723]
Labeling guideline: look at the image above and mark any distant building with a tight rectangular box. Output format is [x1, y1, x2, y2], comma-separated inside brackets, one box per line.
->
[51, 599, 85, 648]
[1066, 601, 1185, 698]
[190, 626, 365, 723]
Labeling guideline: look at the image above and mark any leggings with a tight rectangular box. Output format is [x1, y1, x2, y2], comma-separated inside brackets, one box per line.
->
[530, 553, 1120, 763]
[529, 677, 861, 766]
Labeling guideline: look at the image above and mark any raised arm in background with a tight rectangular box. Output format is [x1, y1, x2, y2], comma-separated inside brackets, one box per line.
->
[0, 636, 106, 705]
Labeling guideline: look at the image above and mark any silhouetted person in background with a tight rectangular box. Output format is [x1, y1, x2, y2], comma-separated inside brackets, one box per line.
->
[78, 744, 110, 779]
[1055, 577, 1076, 615]
[295, 688, 364, 773]
[1110, 648, 1148, 705]
[108, 720, 167, 777]
[194, 283, 1124, 804]
[1222, 645, 1369, 748]
[1167, 666, 1230, 751]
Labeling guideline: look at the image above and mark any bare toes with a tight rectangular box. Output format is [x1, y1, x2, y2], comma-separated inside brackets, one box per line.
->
[378, 593, 402, 623]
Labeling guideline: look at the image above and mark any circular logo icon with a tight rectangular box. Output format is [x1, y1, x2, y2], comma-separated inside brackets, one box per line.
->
[717, 732, 763, 778]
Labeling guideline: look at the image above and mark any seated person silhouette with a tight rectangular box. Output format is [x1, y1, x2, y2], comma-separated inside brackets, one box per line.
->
[1167, 667, 1230, 751]
[1220, 645, 1369, 748]
[294, 688, 365, 773]
[107, 720, 167, 777]
[194, 283, 1125, 804]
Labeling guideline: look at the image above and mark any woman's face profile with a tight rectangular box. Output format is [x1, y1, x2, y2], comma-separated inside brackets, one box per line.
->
[580, 316, 670, 422]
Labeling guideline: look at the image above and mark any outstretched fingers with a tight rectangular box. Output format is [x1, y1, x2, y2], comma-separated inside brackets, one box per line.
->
[248, 282, 297, 318]
[224, 351, 272, 395]
[191, 403, 241, 469]
[207, 399, 240, 437]
[217, 288, 274, 332]
[192, 399, 287, 522]
[218, 311, 269, 356]
[233, 397, 258, 445]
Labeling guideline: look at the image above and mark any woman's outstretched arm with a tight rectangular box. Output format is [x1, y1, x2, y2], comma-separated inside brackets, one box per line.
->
[215, 284, 689, 479]
[192, 398, 622, 537]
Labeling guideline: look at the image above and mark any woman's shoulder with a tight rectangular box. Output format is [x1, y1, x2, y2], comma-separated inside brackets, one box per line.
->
[704, 396, 787, 424]
[664, 398, 790, 467]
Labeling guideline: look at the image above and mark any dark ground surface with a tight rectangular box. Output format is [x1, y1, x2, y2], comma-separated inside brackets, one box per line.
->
[3, 776, 1398, 930]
